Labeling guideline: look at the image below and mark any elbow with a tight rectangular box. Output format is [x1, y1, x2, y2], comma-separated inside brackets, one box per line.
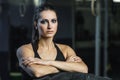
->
[77, 64, 88, 73]
[82, 64, 88, 73]
[81, 62, 88, 73]
[31, 69, 45, 78]
[34, 73, 41, 78]
[33, 71, 44, 78]
[83, 65, 88, 73]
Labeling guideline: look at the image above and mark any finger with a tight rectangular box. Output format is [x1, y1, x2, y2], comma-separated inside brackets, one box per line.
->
[22, 59, 34, 67]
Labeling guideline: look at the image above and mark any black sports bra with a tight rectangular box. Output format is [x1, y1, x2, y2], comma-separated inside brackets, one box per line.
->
[32, 42, 66, 61]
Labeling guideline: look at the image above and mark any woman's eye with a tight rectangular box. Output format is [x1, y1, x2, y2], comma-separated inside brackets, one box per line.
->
[51, 19, 57, 23]
[40, 20, 47, 24]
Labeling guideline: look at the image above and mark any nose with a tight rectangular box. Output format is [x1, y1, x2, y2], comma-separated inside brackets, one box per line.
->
[47, 21, 52, 29]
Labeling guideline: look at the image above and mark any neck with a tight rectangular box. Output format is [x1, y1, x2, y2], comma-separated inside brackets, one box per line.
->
[38, 37, 54, 49]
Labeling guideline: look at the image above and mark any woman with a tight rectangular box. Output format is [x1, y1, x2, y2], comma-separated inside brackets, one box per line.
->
[16, 3, 88, 80]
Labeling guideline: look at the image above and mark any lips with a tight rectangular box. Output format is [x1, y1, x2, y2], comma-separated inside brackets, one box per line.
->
[47, 31, 54, 33]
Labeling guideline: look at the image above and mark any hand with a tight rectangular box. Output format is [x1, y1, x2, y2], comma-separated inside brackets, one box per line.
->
[66, 56, 82, 62]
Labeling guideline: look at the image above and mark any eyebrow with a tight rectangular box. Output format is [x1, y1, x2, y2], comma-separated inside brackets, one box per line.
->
[41, 18, 57, 20]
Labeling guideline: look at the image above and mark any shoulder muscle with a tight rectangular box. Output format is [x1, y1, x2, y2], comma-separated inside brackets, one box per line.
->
[56, 43, 76, 58]
[16, 44, 34, 61]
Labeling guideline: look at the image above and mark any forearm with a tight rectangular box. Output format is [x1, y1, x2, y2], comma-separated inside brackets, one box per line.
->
[49, 61, 88, 73]
[21, 64, 59, 78]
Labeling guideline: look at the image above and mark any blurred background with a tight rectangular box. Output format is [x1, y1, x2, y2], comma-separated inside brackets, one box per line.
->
[0, 0, 120, 80]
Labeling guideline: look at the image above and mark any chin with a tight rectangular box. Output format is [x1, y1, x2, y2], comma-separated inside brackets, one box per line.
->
[42, 33, 55, 38]
[44, 35, 54, 38]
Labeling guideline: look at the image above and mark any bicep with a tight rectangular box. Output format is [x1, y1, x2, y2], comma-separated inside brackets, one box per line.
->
[16, 46, 33, 66]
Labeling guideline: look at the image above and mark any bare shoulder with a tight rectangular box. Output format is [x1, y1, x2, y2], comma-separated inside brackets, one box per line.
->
[56, 43, 70, 50]
[16, 43, 34, 58]
[55, 43, 76, 58]
[56, 43, 73, 51]
[17, 43, 32, 53]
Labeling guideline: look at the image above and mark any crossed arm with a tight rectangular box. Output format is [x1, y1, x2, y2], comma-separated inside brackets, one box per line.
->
[16, 45, 88, 78]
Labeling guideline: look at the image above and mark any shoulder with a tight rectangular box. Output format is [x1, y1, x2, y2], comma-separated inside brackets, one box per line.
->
[16, 43, 33, 57]
[55, 43, 76, 56]
[55, 43, 74, 51]
[55, 43, 72, 51]
[17, 43, 32, 52]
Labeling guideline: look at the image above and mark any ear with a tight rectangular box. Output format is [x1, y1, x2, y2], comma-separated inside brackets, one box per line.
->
[34, 21, 38, 29]
[34, 21, 37, 27]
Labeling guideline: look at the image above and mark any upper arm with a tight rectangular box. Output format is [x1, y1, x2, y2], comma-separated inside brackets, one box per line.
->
[56, 44, 76, 58]
[16, 45, 33, 67]
[16, 45, 47, 77]
[63, 45, 82, 62]
[16, 45, 36, 76]
[66, 45, 76, 57]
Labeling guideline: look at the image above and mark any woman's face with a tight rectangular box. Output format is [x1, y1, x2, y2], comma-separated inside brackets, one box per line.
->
[37, 10, 58, 38]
